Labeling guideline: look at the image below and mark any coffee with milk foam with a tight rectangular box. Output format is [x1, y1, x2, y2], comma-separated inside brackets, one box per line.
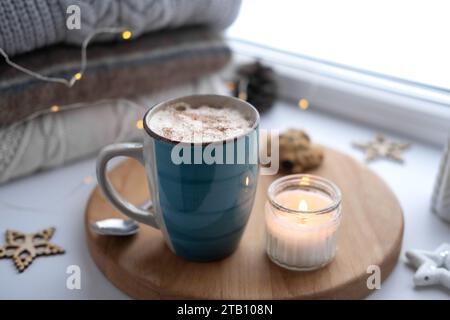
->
[148, 102, 253, 143]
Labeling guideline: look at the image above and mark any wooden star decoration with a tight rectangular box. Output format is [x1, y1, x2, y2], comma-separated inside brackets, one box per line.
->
[0, 227, 65, 272]
[406, 243, 450, 290]
[353, 134, 410, 163]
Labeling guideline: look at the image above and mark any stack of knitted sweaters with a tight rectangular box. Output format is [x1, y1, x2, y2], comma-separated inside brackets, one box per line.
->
[0, 0, 242, 183]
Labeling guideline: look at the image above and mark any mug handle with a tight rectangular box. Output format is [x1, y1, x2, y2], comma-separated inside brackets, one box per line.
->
[96, 142, 159, 229]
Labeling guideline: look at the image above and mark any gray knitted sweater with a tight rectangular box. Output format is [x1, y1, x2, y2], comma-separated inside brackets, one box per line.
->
[0, 0, 241, 56]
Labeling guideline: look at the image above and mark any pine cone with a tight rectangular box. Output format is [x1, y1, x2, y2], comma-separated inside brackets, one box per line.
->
[233, 61, 277, 113]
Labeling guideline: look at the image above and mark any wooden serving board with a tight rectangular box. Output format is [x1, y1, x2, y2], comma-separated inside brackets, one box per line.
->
[85, 148, 403, 299]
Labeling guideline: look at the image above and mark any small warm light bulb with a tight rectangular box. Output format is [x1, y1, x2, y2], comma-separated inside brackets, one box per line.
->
[298, 199, 308, 211]
[298, 98, 309, 110]
[245, 176, 250, 186]
[238, 92, 248, 101]
[122, 30, 132, 40]
[50, 105, 60, 112]
[136, 120, 144, 129]
[74, 72, 82, 80]
[83, 176, 94, 185]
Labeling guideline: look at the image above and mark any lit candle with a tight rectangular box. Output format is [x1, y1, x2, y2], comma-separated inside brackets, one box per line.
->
[265, 174, 342, 271]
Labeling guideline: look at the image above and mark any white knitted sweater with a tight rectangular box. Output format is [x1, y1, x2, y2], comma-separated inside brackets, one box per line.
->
[0, 0, 241, 56]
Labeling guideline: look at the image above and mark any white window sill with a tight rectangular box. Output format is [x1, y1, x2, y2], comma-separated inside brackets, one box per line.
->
[229, 39, 450, 147]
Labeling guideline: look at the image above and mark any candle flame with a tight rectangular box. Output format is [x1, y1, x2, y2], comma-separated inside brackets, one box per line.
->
[298, 199, 308, 211]
[245, 176, 250, 186]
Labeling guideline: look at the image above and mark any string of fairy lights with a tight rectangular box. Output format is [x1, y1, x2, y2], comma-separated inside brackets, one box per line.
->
[0, 27, 136, 129]
[1, 27, 132, 87]
[1, 29, 312, 131]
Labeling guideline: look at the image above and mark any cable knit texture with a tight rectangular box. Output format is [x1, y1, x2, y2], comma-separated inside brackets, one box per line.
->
[0, 27, 231, 126]
[0, 0, 242, 56]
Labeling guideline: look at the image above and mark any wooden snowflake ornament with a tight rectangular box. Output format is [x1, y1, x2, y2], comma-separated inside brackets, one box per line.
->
[0, 227, 65, 272]
[353, 134, 410, 163]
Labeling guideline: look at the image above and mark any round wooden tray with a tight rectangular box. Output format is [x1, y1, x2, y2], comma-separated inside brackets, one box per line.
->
[85, 147, 403, 299]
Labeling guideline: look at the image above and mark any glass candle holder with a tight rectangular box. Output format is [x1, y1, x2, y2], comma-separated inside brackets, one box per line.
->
[265, 174, 342, 271]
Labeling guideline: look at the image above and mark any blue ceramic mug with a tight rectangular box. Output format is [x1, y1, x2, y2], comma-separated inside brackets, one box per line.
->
[96, 95, 259, 261]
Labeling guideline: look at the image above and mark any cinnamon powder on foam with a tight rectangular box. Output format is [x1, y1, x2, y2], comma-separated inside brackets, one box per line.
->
[148, 102, 252, 143]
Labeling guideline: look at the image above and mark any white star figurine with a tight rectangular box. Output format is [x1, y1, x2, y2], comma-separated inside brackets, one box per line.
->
[405, 243, 450, 290]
